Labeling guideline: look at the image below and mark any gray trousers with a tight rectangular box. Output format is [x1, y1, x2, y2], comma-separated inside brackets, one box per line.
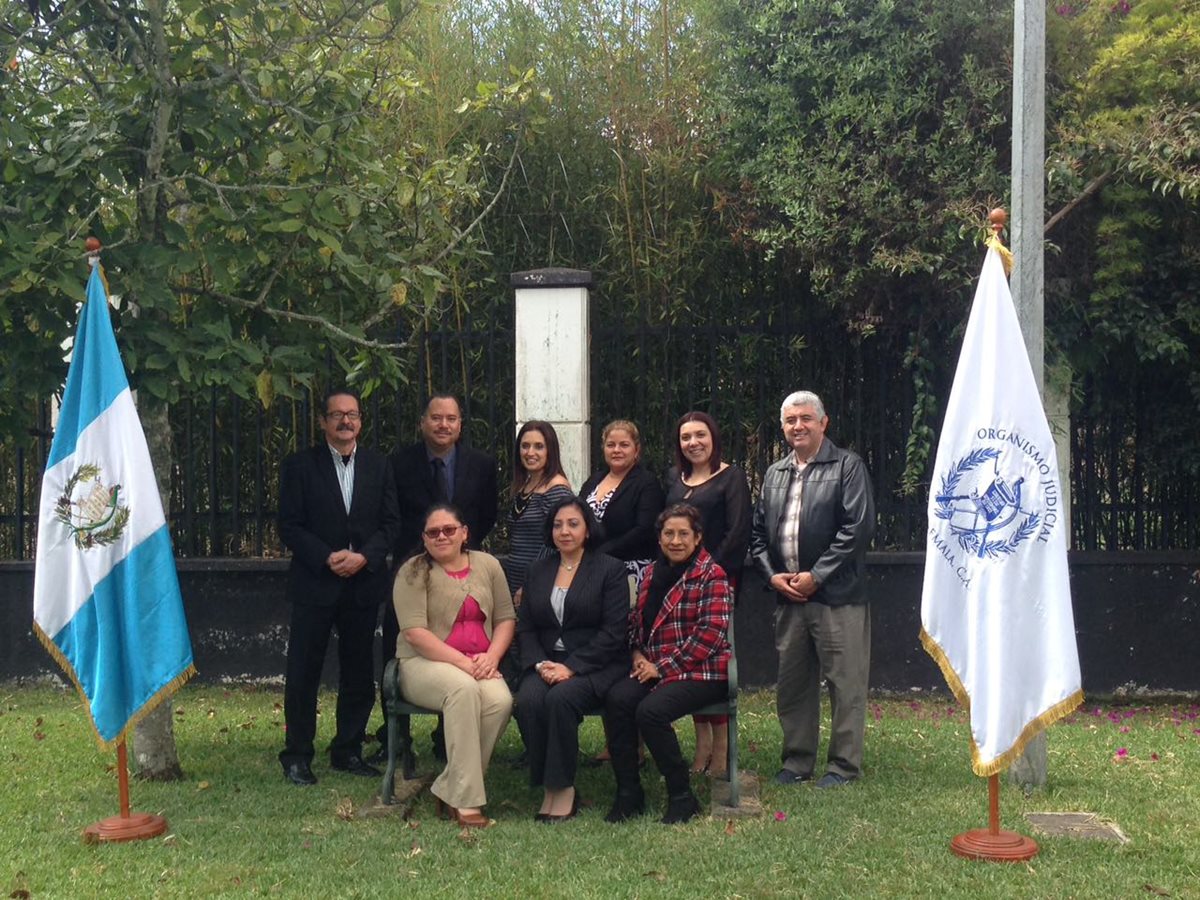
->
[774, 600, 870, 779]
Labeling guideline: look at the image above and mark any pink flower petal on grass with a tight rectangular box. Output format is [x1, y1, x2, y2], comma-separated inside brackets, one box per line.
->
[1115, 747, 1128, 758]
[774, 811, 788, 822]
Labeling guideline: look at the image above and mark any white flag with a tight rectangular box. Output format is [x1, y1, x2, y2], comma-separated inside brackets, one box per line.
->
[920, 245, 1082, 776]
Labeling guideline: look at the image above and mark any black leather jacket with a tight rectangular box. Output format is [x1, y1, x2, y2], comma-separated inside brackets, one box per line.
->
[750, 437, 875, 606]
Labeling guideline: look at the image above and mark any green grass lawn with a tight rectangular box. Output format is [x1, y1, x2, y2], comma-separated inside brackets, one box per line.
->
[2, 684, 1197, 899]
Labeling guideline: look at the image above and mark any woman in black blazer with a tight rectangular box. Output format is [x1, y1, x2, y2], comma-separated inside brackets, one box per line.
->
[578, 419, 665, 590]
[515, 496, 631, 822]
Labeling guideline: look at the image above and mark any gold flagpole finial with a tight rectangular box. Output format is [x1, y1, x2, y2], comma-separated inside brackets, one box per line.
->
[985, 208, 1013, 276]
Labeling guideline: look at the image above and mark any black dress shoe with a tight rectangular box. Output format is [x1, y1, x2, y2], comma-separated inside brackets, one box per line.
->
[284, 762, 317, 786]
[539, 793, 580, 824]
[604, 786, 646, 824]
[660, 790, 701, 824]
[330, 755, 382, 777]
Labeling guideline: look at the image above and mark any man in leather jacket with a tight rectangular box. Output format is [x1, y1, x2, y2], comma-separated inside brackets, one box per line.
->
[751, 391, 875, 788]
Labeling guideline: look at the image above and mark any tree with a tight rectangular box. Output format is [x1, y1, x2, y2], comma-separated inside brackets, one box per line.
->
[2, 0, 539, 775]
[0, 0, 540, 432]
[1044, 0, 1200, 482]
[705, 0, 1015, 490]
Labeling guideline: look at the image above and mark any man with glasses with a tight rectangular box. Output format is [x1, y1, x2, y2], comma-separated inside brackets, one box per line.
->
[369, 392, 498, 764]
[278, 387, 400, 785]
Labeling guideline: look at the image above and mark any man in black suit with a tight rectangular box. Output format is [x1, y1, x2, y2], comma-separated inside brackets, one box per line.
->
[391, 393, 498, 561]
[278, 388, 400, 786]
[371, 393, 499, 763]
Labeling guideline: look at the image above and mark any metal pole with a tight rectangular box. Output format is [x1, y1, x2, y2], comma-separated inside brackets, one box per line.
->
[1011, 0, 1045, 393]
[1009, 0, 1049, 790]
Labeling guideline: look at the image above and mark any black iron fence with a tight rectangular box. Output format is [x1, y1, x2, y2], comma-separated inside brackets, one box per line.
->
[2, 287, 1195, 559]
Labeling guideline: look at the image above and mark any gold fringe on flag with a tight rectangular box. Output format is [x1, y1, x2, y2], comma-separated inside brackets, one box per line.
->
[985, 233, 1014, 277]
[919, 626, 1083, 777]
[33, 621, 196, 752]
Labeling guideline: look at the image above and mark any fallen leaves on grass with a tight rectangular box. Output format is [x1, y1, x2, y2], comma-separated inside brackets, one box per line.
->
[335, 796, 355, 821]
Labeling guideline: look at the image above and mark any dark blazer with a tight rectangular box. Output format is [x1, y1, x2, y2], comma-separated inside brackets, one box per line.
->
[279, 444, 400, 608]
[578, 464, 664, 562]
[391, 441, 498, 561]
[517, 551, 631, 692]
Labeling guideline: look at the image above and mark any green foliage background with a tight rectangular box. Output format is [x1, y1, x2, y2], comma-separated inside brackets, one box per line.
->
[2, 0, 1197, 554]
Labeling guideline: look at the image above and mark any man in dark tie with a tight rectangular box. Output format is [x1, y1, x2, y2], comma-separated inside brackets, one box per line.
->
[370, 392, 499, 762]
[392, 394, 499, 560]
[278, 388, 400, 786]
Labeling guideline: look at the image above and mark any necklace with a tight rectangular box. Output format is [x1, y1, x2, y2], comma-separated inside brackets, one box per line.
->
[560, 556, 581, 571]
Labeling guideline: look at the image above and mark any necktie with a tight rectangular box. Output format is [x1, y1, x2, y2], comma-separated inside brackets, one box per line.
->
[432, 457, 448, 502]
[341, 454, 351, 466]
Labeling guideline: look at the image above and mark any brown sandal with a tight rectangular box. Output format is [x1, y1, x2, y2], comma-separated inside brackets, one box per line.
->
[454, 808, 493, 829]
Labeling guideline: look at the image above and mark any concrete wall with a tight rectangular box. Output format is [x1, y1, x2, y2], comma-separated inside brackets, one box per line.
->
[3, 553, 1197, 694]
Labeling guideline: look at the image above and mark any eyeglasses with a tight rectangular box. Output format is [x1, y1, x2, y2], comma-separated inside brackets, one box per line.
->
[423, 525, 461, 539]
[324, 411, 361, 422]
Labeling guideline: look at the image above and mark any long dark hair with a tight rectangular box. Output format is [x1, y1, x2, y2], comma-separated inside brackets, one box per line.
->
[511, 420, 567, 493]
[673, 411, 723, 477]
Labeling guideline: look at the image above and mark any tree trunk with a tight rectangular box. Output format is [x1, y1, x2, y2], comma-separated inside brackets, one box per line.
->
[131, 392, 185, 781]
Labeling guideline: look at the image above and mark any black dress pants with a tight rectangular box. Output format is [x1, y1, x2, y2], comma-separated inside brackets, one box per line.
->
[606, 677, 728, 796]
[515, 659, 608, 790]
[280, 593, 377, 767]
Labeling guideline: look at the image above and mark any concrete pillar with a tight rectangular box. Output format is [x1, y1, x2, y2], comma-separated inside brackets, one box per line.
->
[511, 268, 592, 490]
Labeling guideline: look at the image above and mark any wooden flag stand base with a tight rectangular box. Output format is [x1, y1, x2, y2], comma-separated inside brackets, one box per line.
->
[83, 740, 167, 844]
[950, 774, 1038, 862]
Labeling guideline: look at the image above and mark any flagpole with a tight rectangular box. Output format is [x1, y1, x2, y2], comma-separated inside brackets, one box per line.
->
[946, 211, 1037, 863]
[73, 237, 169, 845]
[83, 738, 168, 843]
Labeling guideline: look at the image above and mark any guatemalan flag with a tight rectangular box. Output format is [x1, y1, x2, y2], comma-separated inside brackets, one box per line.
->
[33, 263, 194, 749]
[919, 243, 1082, 776]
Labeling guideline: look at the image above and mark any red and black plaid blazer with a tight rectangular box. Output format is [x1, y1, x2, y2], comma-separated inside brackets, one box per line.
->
[630, 547, 732, 684]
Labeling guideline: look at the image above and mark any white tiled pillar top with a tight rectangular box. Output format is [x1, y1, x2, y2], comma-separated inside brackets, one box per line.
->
[512, 268, 592, 490]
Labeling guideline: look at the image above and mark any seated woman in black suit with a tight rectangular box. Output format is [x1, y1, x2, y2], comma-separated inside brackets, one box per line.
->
[579, 419, 665, 591]
[515, 496, 631, 822]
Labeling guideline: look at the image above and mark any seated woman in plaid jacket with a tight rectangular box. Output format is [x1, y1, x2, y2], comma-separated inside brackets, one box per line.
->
[603, 503, 733, 824]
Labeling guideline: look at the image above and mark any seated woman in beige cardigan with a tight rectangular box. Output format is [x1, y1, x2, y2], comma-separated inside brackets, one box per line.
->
[393, 504, 515, 828]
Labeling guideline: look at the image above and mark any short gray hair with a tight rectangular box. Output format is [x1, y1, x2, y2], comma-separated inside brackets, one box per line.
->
[780, 391, 826, 423]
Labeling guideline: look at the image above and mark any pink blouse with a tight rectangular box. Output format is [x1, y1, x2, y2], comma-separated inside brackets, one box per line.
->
[443, 566, 490, 655]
